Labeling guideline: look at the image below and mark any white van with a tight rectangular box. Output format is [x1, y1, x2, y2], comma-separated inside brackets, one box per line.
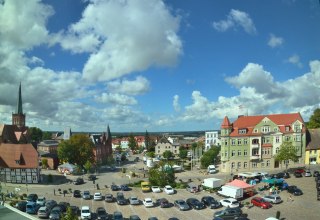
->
[207, 165, 217, 174]
[81, 206, 91, 219]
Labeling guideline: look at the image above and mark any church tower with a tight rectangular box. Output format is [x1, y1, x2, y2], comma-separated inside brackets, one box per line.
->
[12, 83, 26, 128]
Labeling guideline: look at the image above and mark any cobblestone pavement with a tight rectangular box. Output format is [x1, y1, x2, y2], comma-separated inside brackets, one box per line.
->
[1, 157, 319, 220]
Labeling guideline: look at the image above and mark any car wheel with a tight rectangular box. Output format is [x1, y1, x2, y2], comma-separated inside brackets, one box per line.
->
[261, 206, 264, 209]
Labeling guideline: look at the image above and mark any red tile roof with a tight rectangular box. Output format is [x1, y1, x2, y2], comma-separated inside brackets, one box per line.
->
[227, 113, 304, 137]
[221, 116, 231, 128]
[0, 144, 39, 168]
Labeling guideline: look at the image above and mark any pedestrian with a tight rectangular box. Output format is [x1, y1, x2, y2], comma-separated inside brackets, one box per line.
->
[54, 189, 55, 196]
[93, 179, 95, 184]
[63, 190, 65, 197]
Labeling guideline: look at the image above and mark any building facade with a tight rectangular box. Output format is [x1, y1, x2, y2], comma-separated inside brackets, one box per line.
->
[155, 136, 180, 157]
[305, 128, 320, 165]
[89, 125, 113, 163]
[205, 130, 221, 151]
[220, 113, 306, 173]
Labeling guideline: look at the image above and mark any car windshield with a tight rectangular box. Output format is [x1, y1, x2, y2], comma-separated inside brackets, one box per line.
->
[231, 201, 239, 204]
[98, 210, 106, 215]
[82, 210, 90, 213]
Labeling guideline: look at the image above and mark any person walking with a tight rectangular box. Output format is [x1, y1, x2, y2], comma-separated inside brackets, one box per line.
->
[54, 189, 55, 196]
[63, 190, 66, 197]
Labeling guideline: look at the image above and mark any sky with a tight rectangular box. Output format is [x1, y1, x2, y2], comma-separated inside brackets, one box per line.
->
[0, 0, 320, 133]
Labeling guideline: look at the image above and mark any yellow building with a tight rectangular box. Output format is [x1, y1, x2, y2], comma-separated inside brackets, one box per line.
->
[305, 128, 320, 165]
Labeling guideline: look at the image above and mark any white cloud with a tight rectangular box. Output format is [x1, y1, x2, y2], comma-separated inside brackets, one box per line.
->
[213, 9, 257, 34]
[95, 93, 137, 105]
[54, 0, 182, 82]
[287, 54, 303, 68]
[268, 34, 284, 48]
[173, 95, 180, 112]
[106, 76, 150, 95]
[28, 56, 44, 66]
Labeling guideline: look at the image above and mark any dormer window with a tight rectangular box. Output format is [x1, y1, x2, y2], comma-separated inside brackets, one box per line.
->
[238, 129, 247, 134]
[285, 126, 290, 132]
[15, 160, 20, 164]
[261, 126, 270, 133]
[294, 125, 301, 132]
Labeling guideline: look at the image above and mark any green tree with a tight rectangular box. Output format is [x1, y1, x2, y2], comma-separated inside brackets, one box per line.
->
[128, 134, 138, 152]
[275, 141, 298, 171]
[57, 134, 95, 167]
[146, 151, 155, 158]
[83, 160, 92, 173]
[179, 148, 188, 160]
[148, 164, 176, 187]
[28, 127, 43, 142]
[42, 131, 52, 140]
[308, 108, 320, 128]
[41, 158, 48, 169]
[145, 130, 150, 151]
[163, 150, 173, 160]
[200, 146, 221, 169]
[61, 206, 78, 220]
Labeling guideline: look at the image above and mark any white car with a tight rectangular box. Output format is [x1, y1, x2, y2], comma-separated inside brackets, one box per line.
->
[164, 185, 174, 195]
[129, 196, 140, 205]
[151, 186, 161, 193]
[143, 198, 154, 207]
[93, 192, 103, 201]
[36, 196, 46, 206]
[219, 198, 240, 208]
[81, 206, 91, 219]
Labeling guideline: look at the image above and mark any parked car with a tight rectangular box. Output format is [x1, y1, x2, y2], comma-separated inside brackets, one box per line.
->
[156, 198, 171, 208]
[251, 197, 272, 209]
[313, 170, 319, 177]
[120, 184, 130, 191]
[129, 215, 141, 220]
[164, 185, 175, 195]
[58, 202, 70, 212]
[82, 191, 91, 200]
[73, 177, 84, 185]
[15, 201, 27, 212]
[105, 193, 114, 202]
[151, 186, 161, 193]
[174, 199, 190, 211]
[287, 185, 303, 196]
[129, 196, 140, 205]
[262, 195, 282, 204]
[143, 198, 154, 207]
[116, 192, 128, 205]
[305, 170, 312, 177]
[294, 168, 305, 174]
[148, 218, 158, 220]
[275, 172, 290, 179]
[73, 190, 81, 198]
[113, 211, 124, 220]
[49, 205, 63, 220]
[294, 171, 303, 178]
[27, 193, 38, 202]
[81, 206, 91, 220]
[96, 207, 108, 220]
[94, 192, 103, 201]
[38, 206, 50, 219]
[201, 196, 221, 209]
[186, 198, 205, 210]
[220, 198, 240, 208]
[214, 207, 243, 219]
[26, 201, 41, 214]
[111, 184, 120, 191]
[186, 183, 199, 193]
[45, 200, 57, 211]
[36, 196, 46, 206]
[88, 175, 96, 181]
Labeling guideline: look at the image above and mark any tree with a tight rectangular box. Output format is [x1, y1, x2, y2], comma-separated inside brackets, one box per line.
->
[28, 127, 43, 142]
[128, 134, 138, 152]
[275, 141, 298, 171]
[146, 152, 155, 158]
[42, 131, 52, 140]
[148, 164, 176, 187]
[41, 158, 48, 169]
[57, 134, 95, 167]
[83, 160, 92, 173]
[179, 148, 188, 160]
[200, 146, 221, 169]
[61, 206, 78, 220]
[163, 150, 173, 160]
[145, 130, 150, 151]
[308, 108, 320, 128]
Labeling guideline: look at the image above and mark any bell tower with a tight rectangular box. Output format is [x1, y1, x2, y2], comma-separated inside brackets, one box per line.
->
[12, 83, 26, 128]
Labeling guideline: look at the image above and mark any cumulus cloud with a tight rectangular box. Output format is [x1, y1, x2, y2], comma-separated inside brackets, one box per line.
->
[213, 9, 257, 34]
[95, 93, 137, 105]
[106, 76, 150, 95]
[54, 0, 182, 82]
[268, 34, 284, 48]
[287, 54, 303, 68]
[173, 95, 181, 112]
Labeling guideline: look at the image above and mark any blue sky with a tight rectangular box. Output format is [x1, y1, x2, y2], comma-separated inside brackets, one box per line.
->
[0, 0, 320, 132]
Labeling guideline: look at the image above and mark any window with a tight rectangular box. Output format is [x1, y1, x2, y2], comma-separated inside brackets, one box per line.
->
[237, 139, 241, 145]
[225, 151, 228, 157]
[244, 139, 248, 145]
[252, 162, 257, 168]
[237, 162, 241, 168]
[21, 169, 26, 172]
[238, 129, 247, 134]
[231, 162, 235, 168]
[231, 150, 235, 157]
[274, 128, 278, 132]
[21, 176, 26, 181]
[10, 169, 15, 172]
[266, 160, 270, 167]
[254, 129, 258, 133]
[275, 136, 280, 143]
[244, 150, 248, 156]
[32, 176, 37, 181]
[252, 139, 259, 144]
[285, 126, 290, 132]
[294, 125, 301, 132]
[158, 150, 160, 153]
[238, 150, 241, 156]
[285, 136, 290, 141]
[231, 139, 236, 145]
[276, 147, 279, 153]
[224, 140, 228, 145]
[174, 150, 177, 153]
[244, 162, 248, 168]
[261, 162, 265, 167]
[262, 126, 270, 133]
[295, 135, 301, 142]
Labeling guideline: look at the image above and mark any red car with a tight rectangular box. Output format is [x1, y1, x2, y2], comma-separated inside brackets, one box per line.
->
[251, 197, 272, 209]
[295, 168, 305, 174]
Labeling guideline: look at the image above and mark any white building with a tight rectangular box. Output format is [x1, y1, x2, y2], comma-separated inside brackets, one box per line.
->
[205, 130, 221, 151]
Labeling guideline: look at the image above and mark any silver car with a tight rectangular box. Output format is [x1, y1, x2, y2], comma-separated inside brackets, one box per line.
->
[174, 199, 190, 211]
[129, 196, 140, 205]
[82, 191, 91, 200]
[37, 206, 50, 219]
[263, 195, 282, 204]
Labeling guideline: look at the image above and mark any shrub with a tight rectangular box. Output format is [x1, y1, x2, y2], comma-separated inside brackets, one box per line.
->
[48, 174, 53, 183]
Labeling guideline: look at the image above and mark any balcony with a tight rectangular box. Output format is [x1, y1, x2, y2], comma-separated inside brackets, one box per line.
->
[251, 143, 260, 148]
[250, 154, 260, 160]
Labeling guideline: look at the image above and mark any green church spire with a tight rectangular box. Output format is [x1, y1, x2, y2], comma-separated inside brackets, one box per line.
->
[17, 83, 23, 114]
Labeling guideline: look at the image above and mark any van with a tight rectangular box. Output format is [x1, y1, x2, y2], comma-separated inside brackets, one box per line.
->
[141, 181, 151, 192]
[26, 201, 40, 214]
[207, 165, 216, 174]
[186, 183, 199, 193]
[81, 206, 91, 219]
